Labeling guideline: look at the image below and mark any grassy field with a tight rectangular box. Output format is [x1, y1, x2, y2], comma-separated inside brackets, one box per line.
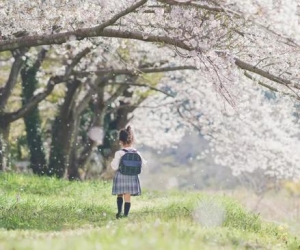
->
[0, 173, 299, 250]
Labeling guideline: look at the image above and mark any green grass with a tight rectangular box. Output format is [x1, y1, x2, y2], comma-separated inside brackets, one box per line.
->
[0, 173, 299, 250]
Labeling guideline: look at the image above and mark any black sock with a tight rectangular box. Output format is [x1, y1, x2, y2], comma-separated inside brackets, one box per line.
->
[124, 202, 131, 216]
[117, 197, 123, 214]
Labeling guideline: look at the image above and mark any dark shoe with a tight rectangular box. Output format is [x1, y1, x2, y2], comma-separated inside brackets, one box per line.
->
[116, 213, 123, 219]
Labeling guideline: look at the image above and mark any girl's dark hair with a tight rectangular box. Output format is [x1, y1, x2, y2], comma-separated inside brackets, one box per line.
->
[119, 126, 134, 145]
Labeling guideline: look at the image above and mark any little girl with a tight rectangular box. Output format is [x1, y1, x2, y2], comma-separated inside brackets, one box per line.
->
[111, 126, 147, 219]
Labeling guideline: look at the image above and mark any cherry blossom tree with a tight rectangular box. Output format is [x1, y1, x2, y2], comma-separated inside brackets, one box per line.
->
[54, 40, 195, 179]
[1, 0, 300, 179]
[0, 36, 195, 177]
[132, 69, 300, 180]
[0, 0, 299, 97]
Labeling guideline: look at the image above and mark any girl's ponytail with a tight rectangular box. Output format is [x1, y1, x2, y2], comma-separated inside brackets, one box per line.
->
[126, 125, 131, 134]
[119, 125, 134, 145]
[126, 126, 134, 144]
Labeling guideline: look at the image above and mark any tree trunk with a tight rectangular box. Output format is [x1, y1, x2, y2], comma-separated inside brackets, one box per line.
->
[73, 103, 105, 179]
[67, 117, 81, 180]
[21, 61, 47, 175]
[0, 123, 10, 171]
[68, 151, 81, 180]
[0, 50, 26, 171]
[48, 80, 81, 178]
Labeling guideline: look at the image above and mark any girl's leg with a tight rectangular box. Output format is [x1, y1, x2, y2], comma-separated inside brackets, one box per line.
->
[124, 193, 131, 217]
[116, 194, 124, 218]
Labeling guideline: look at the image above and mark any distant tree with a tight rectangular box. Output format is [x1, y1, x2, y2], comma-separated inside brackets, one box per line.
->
[134, 71, 300, 179]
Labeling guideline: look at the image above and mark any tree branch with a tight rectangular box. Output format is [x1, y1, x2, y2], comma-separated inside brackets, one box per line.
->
[0, 1, 147, 52]
[0, 28, 194, 53]
[159, 0, 300, 49]
[105, 85, 128, 107]
[77, 81, 109, 168]
[73, 65, 197, 77]
[235, 58, 300, 91]
[0, 50, 25, 109]
[243, 71, 300, 100]
[2, 47, 91, 123]
[65, 47, 91, 76]
[157, 0, 228, 13]
[75, 74, 116, 117]
[107, 81, 174, 97]
[177, 104, 215, 139]
[2, 76, 63, 123]
[1, 19, 298, 97]
[102, 30, 300, 93]
[32, 48, 48, 69]
[101, 28, 194, 51]
[97, 0, 147, 30]
[75, 89, 94, 117]
[177, 105, 201, 133]
[106, 99, 182, 114]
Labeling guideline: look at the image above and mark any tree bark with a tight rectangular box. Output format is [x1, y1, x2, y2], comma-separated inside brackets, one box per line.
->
[0, 50, 26, 171]
[68, 139, 81, 180]
[48, 80, 81, 178]
[0, 0, 148, 52]
[67, 112, 82, 180]
[68, 91, 94, 178]
[47, 48, 91, 178]
[21, 50, 48, 175]
[0, 50, 26, 110]
[0, 123, 10, 171]
[74, 83, 106, 179]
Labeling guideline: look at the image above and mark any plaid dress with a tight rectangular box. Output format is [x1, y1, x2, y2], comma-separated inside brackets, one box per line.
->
[112, 172, 141, 196]
[111, 147, 144, 196]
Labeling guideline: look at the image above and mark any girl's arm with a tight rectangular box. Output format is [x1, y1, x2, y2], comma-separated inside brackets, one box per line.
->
[139, 154, 147, 174]
[141, 157, 147, 167]
[138, 153, 147, 167]
[110, 151, 122, 171]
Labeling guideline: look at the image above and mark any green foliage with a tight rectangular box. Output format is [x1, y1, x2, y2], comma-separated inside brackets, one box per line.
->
[135, 72, 164, 99]
[0, 173, 299, 250]
[115, 40, 164, 99]
[116, 40, 132, 63]
[0, 52, 13, 83]
[139, 72, 163, 85]
[221, 197, 262, 232]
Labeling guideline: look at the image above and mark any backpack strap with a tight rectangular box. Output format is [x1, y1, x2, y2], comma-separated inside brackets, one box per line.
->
[121, 148, 136, 153]
[118, 150, 127, 171]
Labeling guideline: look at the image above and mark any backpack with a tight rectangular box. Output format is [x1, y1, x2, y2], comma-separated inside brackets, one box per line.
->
[118, 149, 142, 175]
